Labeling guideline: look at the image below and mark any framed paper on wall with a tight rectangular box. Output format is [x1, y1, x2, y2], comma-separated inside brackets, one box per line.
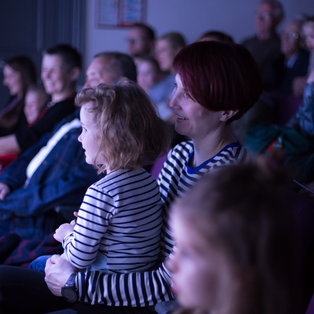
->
[96, 0, 147, 28]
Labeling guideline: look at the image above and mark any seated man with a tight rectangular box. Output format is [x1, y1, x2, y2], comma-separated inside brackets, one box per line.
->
[0, 44, 81, 155]
[0, 51, 137, 241]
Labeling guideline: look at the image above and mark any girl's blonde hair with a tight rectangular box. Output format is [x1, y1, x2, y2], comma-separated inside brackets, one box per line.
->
[75, 82, 170, 173]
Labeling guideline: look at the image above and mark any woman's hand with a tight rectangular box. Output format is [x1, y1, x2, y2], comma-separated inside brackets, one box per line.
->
[53, 223, 74, 242]
[44, 254, 76, 296]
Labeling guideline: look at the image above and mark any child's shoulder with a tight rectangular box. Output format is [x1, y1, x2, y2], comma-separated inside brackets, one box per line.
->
[92, 168, 154, 191]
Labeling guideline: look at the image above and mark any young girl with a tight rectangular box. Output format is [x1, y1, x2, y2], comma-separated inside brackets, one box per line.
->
[24, 85, 48, 126]
[167, 159, 295, 314]
[30, 81, 169, 273]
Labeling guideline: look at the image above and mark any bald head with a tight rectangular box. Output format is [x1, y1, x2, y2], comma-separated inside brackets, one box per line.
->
[84, 52, 137, 88]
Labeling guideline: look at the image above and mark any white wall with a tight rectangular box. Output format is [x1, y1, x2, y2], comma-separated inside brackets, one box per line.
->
[85, 0, 314, 68]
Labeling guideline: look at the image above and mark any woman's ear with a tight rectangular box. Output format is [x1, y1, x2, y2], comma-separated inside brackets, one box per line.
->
[220, 110, 239, 122]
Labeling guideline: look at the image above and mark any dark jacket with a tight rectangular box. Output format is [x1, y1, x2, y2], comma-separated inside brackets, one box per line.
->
[0, 110, 100, 239]
[15, 94, 77, 152]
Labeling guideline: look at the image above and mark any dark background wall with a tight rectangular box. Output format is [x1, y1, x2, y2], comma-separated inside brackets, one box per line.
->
[0, 0, 85, 108]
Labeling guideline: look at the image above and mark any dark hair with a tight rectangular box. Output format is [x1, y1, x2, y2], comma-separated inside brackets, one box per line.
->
[94, 52, 137, 83]
[4, 55, 37, 93]
[173, 41, 262, 122]
[159, 32, 186, 51]
[197, 30, 234, 43]
[44, 43, 82, 71]
[302, 15, 314, 24]
[172, 158, 294, 314]
[132, 22, 155, 41]
[75, 82, 169, 173]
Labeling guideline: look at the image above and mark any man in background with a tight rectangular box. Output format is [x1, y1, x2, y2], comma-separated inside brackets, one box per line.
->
[127, 22, 156, 57]
[242, 0, 284, 91]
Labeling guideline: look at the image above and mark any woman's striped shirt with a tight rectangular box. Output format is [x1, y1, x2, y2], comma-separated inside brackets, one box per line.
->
[76, 141, 247, 305]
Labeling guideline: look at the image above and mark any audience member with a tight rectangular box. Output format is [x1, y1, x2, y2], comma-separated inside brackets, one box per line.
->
[127, 22, 155, 57]
[0, 51, 137, 243]
[151, 32, 186, 122]
[0, 86, 49, 170]
[0, 41, 262, 314]
[278, 19, 310, 96]
[303, 16, 314, 73]
[197, 30, 234, 42]
[242, 0, 284, 91]
[29, 82, 169, 274]
[84, 51, 137, 88]
[0, 44, 81, 156]
[24, 85, 49, 126]
[167, 159, 295, 314]
[245, 68, 314, 183]
[135, 55, 162, 94]
[293, 15, 314, 97]
[0, 55, 36, 136]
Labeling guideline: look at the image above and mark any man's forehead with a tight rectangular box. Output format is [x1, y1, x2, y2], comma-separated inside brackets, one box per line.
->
[89, 57, 112, 71]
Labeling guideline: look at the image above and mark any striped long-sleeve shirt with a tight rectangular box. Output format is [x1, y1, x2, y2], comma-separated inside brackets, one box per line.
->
[63, 168, 163, 272]
[76, 141, 247, 306]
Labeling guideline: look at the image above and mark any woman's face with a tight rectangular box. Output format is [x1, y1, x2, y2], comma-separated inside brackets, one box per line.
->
[167, 209, 234, 311]
[155, 39, 177, 72]
[169, 74, 222, 141]
[3, 65, 24, 97]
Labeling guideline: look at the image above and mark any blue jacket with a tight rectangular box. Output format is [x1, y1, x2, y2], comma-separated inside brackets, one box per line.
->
[0, 110, 101, 239]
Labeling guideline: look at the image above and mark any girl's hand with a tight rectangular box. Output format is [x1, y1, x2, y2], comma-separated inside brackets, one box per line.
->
[53, 223, 74, 242]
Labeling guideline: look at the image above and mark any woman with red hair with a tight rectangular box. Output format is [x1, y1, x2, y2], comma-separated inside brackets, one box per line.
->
[0, 41, 263, 314]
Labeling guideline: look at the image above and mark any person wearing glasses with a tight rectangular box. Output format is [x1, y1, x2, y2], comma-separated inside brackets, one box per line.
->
[279, 19, 310, 96]
[126, 23, 155, 57]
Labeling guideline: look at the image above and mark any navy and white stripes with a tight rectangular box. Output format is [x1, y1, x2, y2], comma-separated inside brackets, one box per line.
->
[76, 141, 247, 305]
[63, 168, 162, 272]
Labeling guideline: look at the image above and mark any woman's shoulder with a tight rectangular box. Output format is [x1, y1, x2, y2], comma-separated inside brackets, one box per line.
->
[169, 140, 193, 160]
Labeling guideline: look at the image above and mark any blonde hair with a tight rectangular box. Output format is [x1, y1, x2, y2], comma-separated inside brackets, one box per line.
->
[75, 82, 170, 173]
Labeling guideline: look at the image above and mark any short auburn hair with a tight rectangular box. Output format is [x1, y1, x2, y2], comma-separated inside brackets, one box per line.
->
[75, 82, 170, 173]
[173, 41, 262, 122]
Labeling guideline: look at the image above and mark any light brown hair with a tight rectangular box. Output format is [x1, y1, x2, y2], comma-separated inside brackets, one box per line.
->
[75, 82, 170, 173]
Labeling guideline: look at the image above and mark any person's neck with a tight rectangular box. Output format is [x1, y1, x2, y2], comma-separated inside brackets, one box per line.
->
[191, 126, 236, 167]
[256, 31, 275, 40]
[285, 50, 298, 62]
[51, 89, 74, 104]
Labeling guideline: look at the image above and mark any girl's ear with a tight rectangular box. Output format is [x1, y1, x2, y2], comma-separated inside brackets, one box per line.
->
[219, 110, 239, 122]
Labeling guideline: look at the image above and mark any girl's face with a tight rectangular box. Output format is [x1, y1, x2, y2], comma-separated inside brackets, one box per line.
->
[155, 39, 177, 72]
[137, 60, 158, 93]
[78, 103, 102, 165]
[303, 21, 314, 52]
[24, 91, 44, 124]
[3, 65, 23, 97]
[169, 74, 222, 141]
[167, 209, 235, 312]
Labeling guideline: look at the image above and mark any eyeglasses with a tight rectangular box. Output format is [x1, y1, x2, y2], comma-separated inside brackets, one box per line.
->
[126, 38, 144, 44]
[255, 11, 274, 20]
[281, 31, 300, 39]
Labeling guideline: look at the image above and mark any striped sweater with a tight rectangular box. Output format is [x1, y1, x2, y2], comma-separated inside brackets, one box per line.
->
[63, 168, 163, 272]
[76, 141, 247, 306]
